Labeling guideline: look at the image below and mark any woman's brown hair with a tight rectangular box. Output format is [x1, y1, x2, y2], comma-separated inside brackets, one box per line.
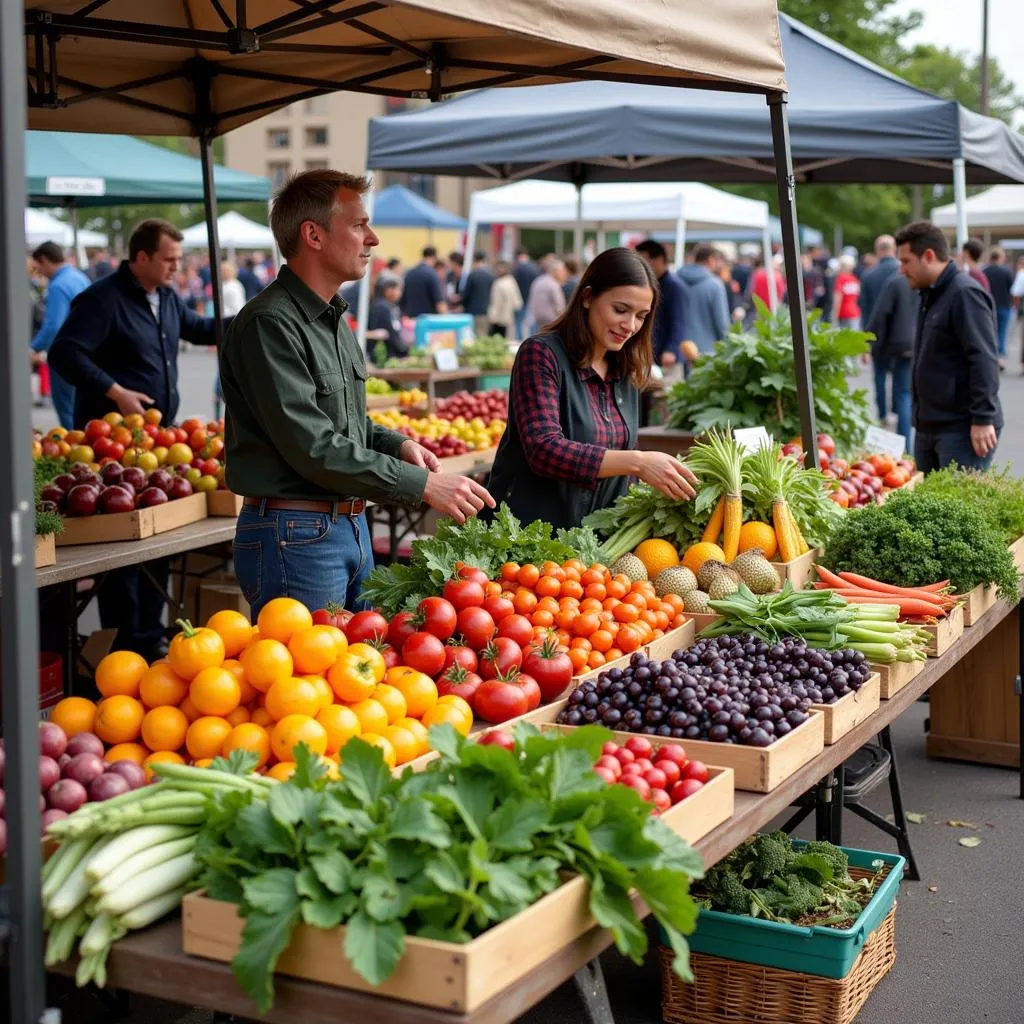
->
[547, 247, 658, 386]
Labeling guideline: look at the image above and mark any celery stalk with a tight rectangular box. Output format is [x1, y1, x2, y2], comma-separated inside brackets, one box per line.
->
[86, 824, 196, 883]
[94, 851, 199, 917]
[91, 836, 196, 897]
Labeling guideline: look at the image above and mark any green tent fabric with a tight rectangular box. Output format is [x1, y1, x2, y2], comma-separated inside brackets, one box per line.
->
[27, 131, 269, 206]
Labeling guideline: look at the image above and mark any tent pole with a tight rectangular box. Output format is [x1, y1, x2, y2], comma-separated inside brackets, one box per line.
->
[356, 182, 375, 354]
[596, 224, 606, 255]
[768, 93, 818, 470]
[673, 197, 686, 272]
[460, 207, 476, 291]
[199, 132, 224, 341]
[0, 0, 47, 1019]
[269, 198, 282, 269]
[574, 184, 584, 263]
[763, 224, 778, 310]
[953, 158, 968, 251]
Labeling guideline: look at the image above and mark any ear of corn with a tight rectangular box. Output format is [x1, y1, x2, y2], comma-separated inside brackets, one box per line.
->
[702, 495, 725, 544]
[687, 428, 745, 559]
[722, 493, 743, 561]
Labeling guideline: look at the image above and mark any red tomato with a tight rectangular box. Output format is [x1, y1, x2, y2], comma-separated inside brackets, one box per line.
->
[601, 741, 620, 757]
[479, 637, 523, 680]
[417, 597, 458, 642]
[443, 644, 478, 673]
[654, 743, 687, 766]
[456, 606, 497, 651]
[650, 788, 672, 814]
[456, 565, 490, 586]
[388, 611, 418, 653]
[312, 605, 348, 629]
[816, 432, 836, 457]
[377, 643, 400, 670]
[620, 762, 644, 777]
[620, 775, 651, 800]
[594, 766, 617, 784]
[474, 680, 529, 723]
[477, 729, 515, 750]
[613, 748, 635, 766]
[84, 419, 112, 443]
[625, 736, 653, 759]
[496, 614, 533, 648]
[670, 779, 704, 803]
[514, 672, 541, 711]
[443, 578, 486, 611]
[482, 595, 515, 623]
[656, 759, 682, 786]
[595, 755, 622, 778]
[345, 610, 389, 643]
[401, 632, 446, 677]
[644, 767, 668, 790]
[683, 760, 709, 785]
[437, 664, 482, 706]
[633, 758, 655, 775]
[521, 637, 574, 703]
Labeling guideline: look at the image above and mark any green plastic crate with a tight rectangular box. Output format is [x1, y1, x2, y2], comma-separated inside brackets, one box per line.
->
[684, 843, 904, 979]
[479, 373, 511, 391]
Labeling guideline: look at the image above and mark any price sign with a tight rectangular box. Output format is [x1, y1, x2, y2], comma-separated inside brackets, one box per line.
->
[733, 426, 772, 454]
[433, 348, 458, 371]
[864, 425, 907, 460]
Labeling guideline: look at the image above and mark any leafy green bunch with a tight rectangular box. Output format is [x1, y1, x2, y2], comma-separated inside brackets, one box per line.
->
[195, 725, 703, 1012]
[34, 454, 68, 538]
[359, 504, 605, 616]
[701, 832, 875, 926]
[821, 490, 1022, 602]
[914, 464, 1024, 545]
[665, 301, 874, 458]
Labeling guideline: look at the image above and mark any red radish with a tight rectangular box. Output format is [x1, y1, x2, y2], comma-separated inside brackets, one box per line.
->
[621, 775, 651, 800]
[38, 722, 68, 760]
[645, 767, 668, 790]
[39, 756, 61, 793]
[63, 753, 105, 788]
[88, 773, 131, 802]
[65, 733, 104, 759]
[624, 736, 653, 759]
[654, 743, 687, 765]
[107, 760, 147, 790]
[47, 778, 87, 814]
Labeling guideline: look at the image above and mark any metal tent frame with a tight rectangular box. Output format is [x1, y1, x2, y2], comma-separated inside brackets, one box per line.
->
[1, 4, 813, 1020]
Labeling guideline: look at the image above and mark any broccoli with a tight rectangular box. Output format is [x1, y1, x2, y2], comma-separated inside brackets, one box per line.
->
[752, 831, 792, 881]
[705, 867, 751, 915]
[771, 874, 825, 917]
[804, 841, 849, 878]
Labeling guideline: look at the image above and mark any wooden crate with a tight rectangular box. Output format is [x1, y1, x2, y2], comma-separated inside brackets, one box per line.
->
[962, 583, 999, 627]
[811, 674, 880, 745]
[206, 490, 243, 517]
[55, 491, 208, 546]
[636, 426, 697, 457]
[437, 449, 496, 476]
[685, 613, 724, 635]
[874, 658, 923, 700]
[902, 471, 925, 492]
[574, 620, 696, 685]
[770, 548, 822, 590]
[35, 533, 56, 568]
[513, 700, 825, 794]
[184, 875, 641, 1014]
[920, 603, 964, 657]
[1009, 535, 1024, 572]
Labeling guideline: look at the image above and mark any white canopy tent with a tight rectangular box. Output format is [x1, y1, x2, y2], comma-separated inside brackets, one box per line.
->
[180, 210, 275, 256]
[25, 207, 106, 248]
[932, 185, 1024, 239]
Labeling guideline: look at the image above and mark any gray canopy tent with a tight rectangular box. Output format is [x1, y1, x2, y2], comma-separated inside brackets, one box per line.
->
[368, 12, 1024, 250]
[1, 4, 807, 1019]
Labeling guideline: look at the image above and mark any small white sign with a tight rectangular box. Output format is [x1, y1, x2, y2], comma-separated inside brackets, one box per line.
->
[734, 426, 772, 454]
[45, 176, 106, 197]
[433, 348, 458, 372]
[864, 425, 907, 460]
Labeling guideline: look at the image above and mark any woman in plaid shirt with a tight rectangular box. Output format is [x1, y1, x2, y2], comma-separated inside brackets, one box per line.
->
[488, 248, 697, 530]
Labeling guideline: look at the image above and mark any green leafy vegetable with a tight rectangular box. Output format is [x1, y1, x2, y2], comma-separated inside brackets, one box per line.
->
[914, 464, 1024, 544]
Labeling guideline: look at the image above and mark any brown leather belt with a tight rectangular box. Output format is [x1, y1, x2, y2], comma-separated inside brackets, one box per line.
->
[243, 497, 367, 516]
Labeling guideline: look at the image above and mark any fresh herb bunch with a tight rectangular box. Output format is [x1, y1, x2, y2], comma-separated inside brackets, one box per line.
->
[822, 491, 1021, 603]
[195, 727, 704, 1013]
[359, 504, 605, 616]
[914, 464, 1024, 544]
[665, 302, 874, 458]
[34, 455, 68, 537]
[700, 832, 877, 926]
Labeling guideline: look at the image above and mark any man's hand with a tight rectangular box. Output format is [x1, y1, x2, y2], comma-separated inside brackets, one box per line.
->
[106, 382, 155, 417]
[423, 472, 496, 525]
[970, 424, 998, 458]
[661, 351, 677, 367]
[399, 438, 441, 473]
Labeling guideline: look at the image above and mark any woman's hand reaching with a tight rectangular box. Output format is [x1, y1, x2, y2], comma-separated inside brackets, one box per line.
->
[638, 451, 698, 501]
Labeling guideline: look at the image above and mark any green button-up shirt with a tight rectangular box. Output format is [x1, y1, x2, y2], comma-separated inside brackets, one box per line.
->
[220, 265, 427, 507]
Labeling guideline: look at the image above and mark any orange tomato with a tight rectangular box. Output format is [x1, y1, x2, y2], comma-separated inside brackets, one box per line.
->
[617, 625, 642, 654]
[267, 762, 297, 782]
[571, 637, 592, 652]
[168, 621, 225, 680]
[390, 671, 438, 719]
[226, 706, 250, 727]
[531, 609, 554, 628]
[50, 696, 97, 738]
[139, 661, 190, 708]
[605, 648, 623, 662]
[328, 643, 386, 702]
[555, 609, 578, 631]
[348, 698, 389, 736]
[671, 613, 686, 629]
[141, 705, 189, 752]
[288, 625, 346, 675]
[257, 597, 313, 645]
[189, 666, 242, 717]
[143, 750, 185, 782]
[513, 588, 538, 615]
[559, 580, 584, 600]
[641, 610, 659, 628]
[555, 629, 572, 648]
[585, 583, 608, 602]
[185, 716, 234, 760]
[484, 580, 503, 598]
[422, 701, 472, 736]
[303, 675, 335, 711]
[517, 564, 540, 588]
[264, 677, 321, 721]
[205, 610, 254, 658]
[359, 733, 396, 769]
[587, 651, 606, 670]
[223, 722, 272, 768]
[95, 650, 149, 700]
[535, 575, 561, 599]
[241, 639, 294, 692]
[94, 695, 145, 745]
[393, 717, 429, 757]
[103, 742, 148, 767]
[370, 683, 408, 724]
[663, 593, 685, 613]
[580, 598, 603, 614]
[568, 648, 589, 673]
[536, 596, 560, 615]
[500, 562, 520, 583]
[250, 707, 274, 729]
[606, 579, 627, 600]
[572, 612, 601, 638]
[178, 695, 202, 723]
[270, 714, 327, 762]
[222, 659, 257, 705]
[316, 704, 362, 755]
[382, 725, 421, 764]
[589, 629, 614, 653]
[563, 558, 586, 574]
[580, 569, 604, 587]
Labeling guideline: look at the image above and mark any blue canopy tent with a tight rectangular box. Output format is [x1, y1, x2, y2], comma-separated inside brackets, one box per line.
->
[372, 184, 467, 229]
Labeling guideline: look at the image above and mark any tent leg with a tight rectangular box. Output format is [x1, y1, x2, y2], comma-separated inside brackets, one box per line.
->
[768, 93, 818, 470]
[356, 183, 375, 355]
[199, 133, 224, 424]
[953, 158, 968, 251]
[763, 225, 777, 310]
[0, 1, 48, 1021]
[574, 184, 584, 263]
[673, 203, 686, 273]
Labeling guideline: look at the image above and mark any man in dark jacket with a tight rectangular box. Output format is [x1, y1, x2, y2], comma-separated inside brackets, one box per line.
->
[859, 234, 901, 424]
[865, 271, 916, 445]
[458, 252, 495, 337]
[400, 246, 446, 318]
[49, 219, 224, 661]
[895, 220, 1002, 472]
[635, 240, 689, 374]
[511, 247, 541, 340]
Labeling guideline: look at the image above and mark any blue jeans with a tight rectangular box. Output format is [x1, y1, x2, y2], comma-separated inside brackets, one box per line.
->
[49, 367, 75, 431]
[995, 306, 1012, 358]
[914, 427, 1001, 474]
[514, 307, 532, 342]
[872, 354, 912, 446]
[233, 504, 374, 620]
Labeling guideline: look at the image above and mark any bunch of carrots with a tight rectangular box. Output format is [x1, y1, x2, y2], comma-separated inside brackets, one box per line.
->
[812, 566, 957, 621]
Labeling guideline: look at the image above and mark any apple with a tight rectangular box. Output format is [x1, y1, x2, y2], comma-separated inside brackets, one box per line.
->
[70, 464, 99, 484]
[99, 462, 125, 486]
[53, 473, 78, 492]
[196, 475, 218, 493]
[65, 484, 100, 517]
[148, 469, 175, 493]
[167, 477, 194, 501]
[121, 466, 147, 491]
[477, 730, 515, 751]
[816, 432, 836, 457]
[137, 486, 169, 508]
[99, 485, 135, 514]
[39, 484, 67, 508]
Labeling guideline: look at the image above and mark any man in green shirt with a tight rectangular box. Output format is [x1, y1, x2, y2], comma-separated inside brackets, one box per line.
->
[221, 170, 494, 617]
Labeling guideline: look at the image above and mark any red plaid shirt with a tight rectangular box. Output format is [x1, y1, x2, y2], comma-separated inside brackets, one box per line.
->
[511, 339, 629, 489]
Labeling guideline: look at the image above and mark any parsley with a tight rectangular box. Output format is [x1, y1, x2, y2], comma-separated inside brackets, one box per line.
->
[195, 727, 703, 1012]
[914, 464, 1024, 544]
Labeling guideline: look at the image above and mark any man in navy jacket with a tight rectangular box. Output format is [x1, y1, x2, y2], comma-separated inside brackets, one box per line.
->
[49, 219, 224, 659]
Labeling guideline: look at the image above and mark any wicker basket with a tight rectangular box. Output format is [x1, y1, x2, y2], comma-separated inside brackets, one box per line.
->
[661, 906, 896, 1024]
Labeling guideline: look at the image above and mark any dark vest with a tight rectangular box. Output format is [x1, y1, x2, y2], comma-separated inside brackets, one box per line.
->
[487, 332, 639, 531]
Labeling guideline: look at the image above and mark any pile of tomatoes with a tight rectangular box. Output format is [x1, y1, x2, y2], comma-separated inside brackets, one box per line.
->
[593, 737, 709, 814]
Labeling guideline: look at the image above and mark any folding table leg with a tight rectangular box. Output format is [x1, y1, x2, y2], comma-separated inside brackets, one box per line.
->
[573, 957, 615, 1024]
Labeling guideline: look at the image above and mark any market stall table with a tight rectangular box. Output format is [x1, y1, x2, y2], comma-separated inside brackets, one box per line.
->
[370, 368, 484, 410]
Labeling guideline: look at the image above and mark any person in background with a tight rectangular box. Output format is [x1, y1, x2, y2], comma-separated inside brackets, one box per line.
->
[960, 239, 992, 296]
[220, 261, 247, 317]
[386, 257, 403, 280]
[832, 253, 862, 329]
[859, 234, 901, 423]
[367, 276, 409, 362]
[459, 252, 495, 337]
[29, 241, 91, 430]
[49, 219, 227, 660]
[679, 245, 730, 353]
[731, 253, 753, 299]
[238, 256, 263, 301]
[488, 247, 696, 531]
[88, 248, 115, 282]
[865, 269, 916, 444]
[196, 252, 212, 290]
[982, 247, 1015, 370]
[512, 246, 541, 340]
[563, 256, 581, 303]
[400, 245, 447, 317]
[527, 258, 567, 330]
[487, 261, 522, 338]
[856, 252, 877, 278]
[446, 251, 465, 307]
[220, 169, 494, 616]
[895, 220, 1001, 471]
[719, 257, 743, 322]
[635, 240, 689, 375]
[748, 254, 786, 311]
[1012, 257, 1024, 349]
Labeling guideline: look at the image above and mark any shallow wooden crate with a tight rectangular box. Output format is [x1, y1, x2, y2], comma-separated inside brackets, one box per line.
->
[811, 674, 880, 745]
[1009, 535, 1024, 572]
[55, 491, 208, 546]
[962, 583, 999, 627]
[436, 448, 496, 476]
[206, 490, 243, 517]
[770, 547, 822, 590]
[686, 613, 724, 635]
[920, 603, 964, 657]
[575, 619, 696, 685]
[35, 532, 56, 568]
[874, 658, 923, 699]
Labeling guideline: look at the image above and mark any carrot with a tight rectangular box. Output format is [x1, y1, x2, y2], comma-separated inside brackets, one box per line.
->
[829, 591, 948, 617]
[835, 572, 956, 605]
[702, 495, 725, 545]
[812, 564, 849, 588]
[722, 493, 743, 562]
[915, 580, 951, 593]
